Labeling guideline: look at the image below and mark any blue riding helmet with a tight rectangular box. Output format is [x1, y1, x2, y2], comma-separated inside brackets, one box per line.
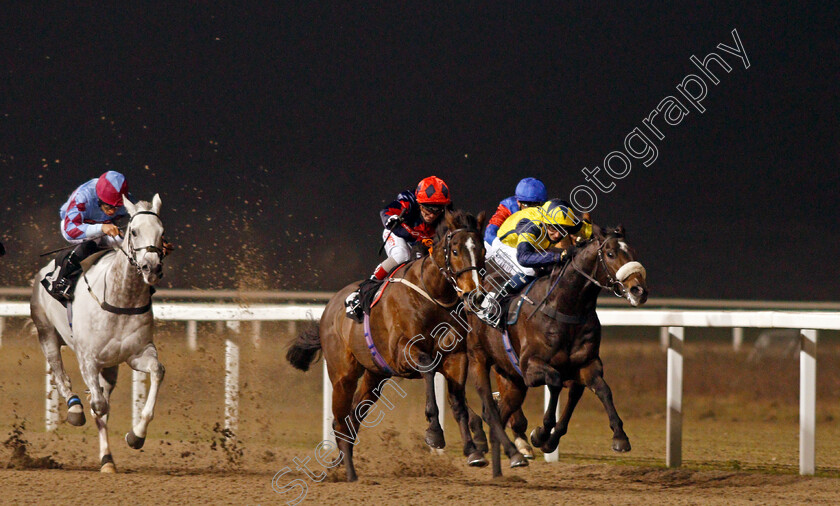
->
[515, 177, 547, 203]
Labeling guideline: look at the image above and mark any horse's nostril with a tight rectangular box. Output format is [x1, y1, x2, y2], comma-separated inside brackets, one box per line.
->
[631, 285, 642, 295]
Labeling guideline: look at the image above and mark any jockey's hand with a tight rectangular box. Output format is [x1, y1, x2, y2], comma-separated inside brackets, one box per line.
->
[385, 214, 403, 230]
[162, 240, 174, 257]
[102, 224, 121, 237]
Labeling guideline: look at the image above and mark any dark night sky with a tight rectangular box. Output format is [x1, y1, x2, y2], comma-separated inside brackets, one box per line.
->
[0, 3, 837, 299]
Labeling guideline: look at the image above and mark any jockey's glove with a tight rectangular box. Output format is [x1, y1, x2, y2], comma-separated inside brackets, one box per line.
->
[385, 214, 403, 230]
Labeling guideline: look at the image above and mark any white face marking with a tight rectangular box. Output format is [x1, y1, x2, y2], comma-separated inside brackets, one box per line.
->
[619, 241, 629, 253]
[466, 237, 479, 288]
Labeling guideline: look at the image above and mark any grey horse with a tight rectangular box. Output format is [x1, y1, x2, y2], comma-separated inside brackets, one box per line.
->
[30, 195, 166, 472]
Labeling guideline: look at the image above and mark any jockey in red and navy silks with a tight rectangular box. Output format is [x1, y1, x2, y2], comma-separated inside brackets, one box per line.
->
[50, 171, 132, 301]
[483, 177, 547, 251]
[345, 176, 452, 321]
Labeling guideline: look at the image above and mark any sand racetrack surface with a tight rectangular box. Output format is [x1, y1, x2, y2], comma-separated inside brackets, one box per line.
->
[1, 321, 839, 504]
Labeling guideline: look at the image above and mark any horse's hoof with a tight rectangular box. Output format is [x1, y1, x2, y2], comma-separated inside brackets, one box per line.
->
[540, 439, 560, 454]
[67, 406, 86, 427]
[467, 451, 488, 467]
[514, 437, 534, 459]
[529, 427, 546, 447]
[125, 430, 146, 450]
[509, 452, 529, 468]
[100, 454, 117, 473]
[612, 437, 631, 453]
[424, 428, 446, 449]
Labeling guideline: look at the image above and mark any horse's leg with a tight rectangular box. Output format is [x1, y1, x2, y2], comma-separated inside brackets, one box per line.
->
[404, 344, 446, 449]
[440, 354, 487, 467]
[125, 344, 165, 450]
[332, 365, 364, 482]
[95, 366, 118, 473]
[78, 355, 108, 419]
[541, 383, 584, 453]
[530, 384, 561, 448]
[467, 405, 489, 454]
[421, 370, 446, 449]
[521, 355, 563, 388]
[468, 347, 527, 477]
[582, 359, 631, 452]
[496, 373, 533, 459]
[35, 323, 86, 426]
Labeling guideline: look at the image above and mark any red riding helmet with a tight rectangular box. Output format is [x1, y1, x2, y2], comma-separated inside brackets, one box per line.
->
[95, 171, 129, 207]
[415, 176, 451, 205]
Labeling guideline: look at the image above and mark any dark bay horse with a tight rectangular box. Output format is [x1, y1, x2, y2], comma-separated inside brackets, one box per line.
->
[287, 210, 506, 481]
[467, 225, 648, 476]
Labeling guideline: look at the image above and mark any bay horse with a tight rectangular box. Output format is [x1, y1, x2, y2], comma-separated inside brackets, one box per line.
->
[467, 225, 648, 476]
[30, 195, 167, 473]
[286, 210, 520, 482]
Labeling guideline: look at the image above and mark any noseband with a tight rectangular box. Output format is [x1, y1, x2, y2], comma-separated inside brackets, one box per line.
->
[121, 211, 164, 274]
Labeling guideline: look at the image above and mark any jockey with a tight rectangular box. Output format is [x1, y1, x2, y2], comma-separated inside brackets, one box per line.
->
[50, 171, 132, 300]
[484, 177, 547, 253]
[345, 175, 452, 322]
[475, 198, 592, 327]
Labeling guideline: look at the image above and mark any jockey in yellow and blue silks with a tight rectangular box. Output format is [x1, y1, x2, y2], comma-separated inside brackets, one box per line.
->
[476, 198, 592, 327]
[483, 177, 547, 251]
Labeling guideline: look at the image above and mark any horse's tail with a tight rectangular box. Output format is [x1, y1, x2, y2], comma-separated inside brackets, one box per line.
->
[285, 320, 322, 372]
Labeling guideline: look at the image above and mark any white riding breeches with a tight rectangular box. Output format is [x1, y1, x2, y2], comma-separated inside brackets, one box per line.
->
[382, 228, 411, 264]
[487, 238, 536, 278]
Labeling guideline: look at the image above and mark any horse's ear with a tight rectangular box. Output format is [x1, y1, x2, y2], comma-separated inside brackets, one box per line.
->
[591, 223, 605, 239]
[444, 210, 458, 231]
[123, 196, 137, 216]
[476, 211, 486, 233]
[152, 193, 162, 215]
[614, 224, 625, 237]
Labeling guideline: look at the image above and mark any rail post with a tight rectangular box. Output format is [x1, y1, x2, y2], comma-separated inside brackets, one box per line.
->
[666, 326, 684, 468]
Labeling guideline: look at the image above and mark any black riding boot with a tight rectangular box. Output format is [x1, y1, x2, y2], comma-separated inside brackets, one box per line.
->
[475, 272, 534, 328]
[51, 240, 99, 301]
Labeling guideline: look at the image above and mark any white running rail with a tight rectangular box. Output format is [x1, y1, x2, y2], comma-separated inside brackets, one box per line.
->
[1, 301, 837, 475]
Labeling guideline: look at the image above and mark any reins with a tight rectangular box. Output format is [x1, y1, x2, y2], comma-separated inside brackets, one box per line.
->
[390, 226, 481, 310]
[85, 210, 162, 315]
[526, 234, 625, 324]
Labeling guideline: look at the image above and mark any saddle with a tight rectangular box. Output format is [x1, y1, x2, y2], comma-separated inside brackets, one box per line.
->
[500, 279, 539, 328]
[359, 263, 408, 315]
[41, 249, 113, 306]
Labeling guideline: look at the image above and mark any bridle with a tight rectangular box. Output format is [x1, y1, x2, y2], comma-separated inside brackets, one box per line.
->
[569, 235, 626, 298]
[120, 211, 164, 274]
[427, 227, 482, 297]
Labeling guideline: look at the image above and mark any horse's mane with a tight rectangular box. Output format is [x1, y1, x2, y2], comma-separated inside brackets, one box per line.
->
[408, 210, 481, 259]
[434, 209, 481, 240]
[550, 223, 625, 268]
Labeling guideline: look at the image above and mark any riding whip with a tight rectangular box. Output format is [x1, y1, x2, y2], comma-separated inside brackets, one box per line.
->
[39, 227, 125, 257]
[378, 207, 408, 256]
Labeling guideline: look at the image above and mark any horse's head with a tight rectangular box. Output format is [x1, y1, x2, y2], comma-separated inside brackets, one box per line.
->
[122, 194, 165, 286]
[433, 209, 487, 297]
[591, 224, 648, 307]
